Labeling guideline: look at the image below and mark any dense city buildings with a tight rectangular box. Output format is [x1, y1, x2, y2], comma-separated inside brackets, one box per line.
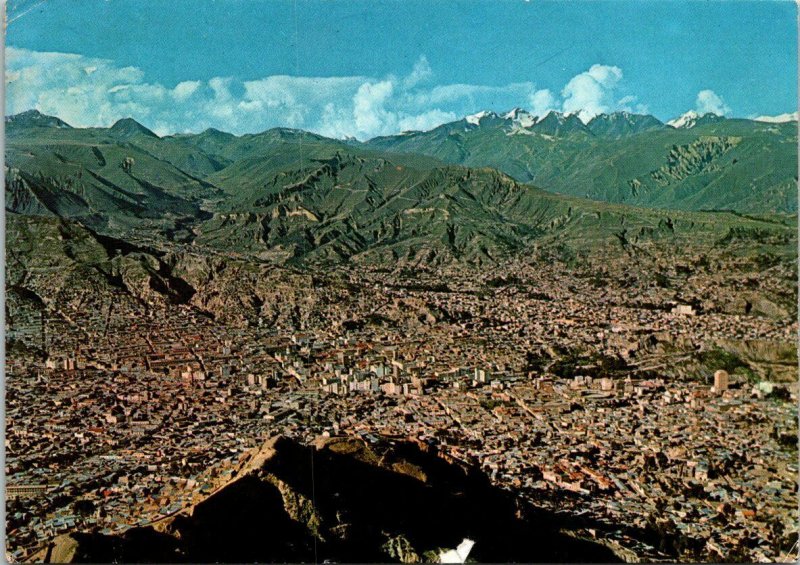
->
[5, 247, 798, 562]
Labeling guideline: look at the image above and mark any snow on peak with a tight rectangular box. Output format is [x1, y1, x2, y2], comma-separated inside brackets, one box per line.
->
[606, 111, 634, 120]
[540, 110, 579, 123]
[753, 111, 798, 124]
[503, 107, 537, 128]
[503, 107, 534, 121]
[465, 110, 496, 126]
[440, 539, 475, 564]
[667, 110, 702, 129]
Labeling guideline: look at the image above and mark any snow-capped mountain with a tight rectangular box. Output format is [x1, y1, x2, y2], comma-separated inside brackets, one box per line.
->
[587, 112, 665, 137]
[532, 110, 591, 136]
[667, 110, 700, 128]
[460, 108, 591, 136]
[465, 108, 540, 129]
[753, 112, 798, 124]
[667, 110, 724, 129]
[465, 110, 498, 126]
[503, 107, 537, 128]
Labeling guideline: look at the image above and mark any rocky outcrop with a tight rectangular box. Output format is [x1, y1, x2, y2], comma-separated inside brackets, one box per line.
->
[650, 136, 741, 185]
[715, 338, 798, 382]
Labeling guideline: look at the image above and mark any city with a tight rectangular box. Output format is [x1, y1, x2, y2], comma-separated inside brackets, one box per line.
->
[6, 235, 798, 561]
[4, 0, 799, 562]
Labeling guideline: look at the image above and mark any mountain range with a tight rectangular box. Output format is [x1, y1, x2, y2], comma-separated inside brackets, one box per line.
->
[4, 109, 797, 268]
[364, 109, 798, 213]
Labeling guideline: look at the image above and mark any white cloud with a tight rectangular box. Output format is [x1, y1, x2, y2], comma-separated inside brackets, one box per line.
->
[7, 46, 467, 139]
[587, 64, 623, 88]
[397, 109, 458, 132]
[173, 80, 201, 102]
[5, 47, 660, 139]
[561, 64, 624, 123]
[695, 89, 731, 116]
[208, 77, 233, 101]
[6, 47, 149, 127]
[528, 89, 557, 117]
[403, 55, 433, 89]
[242, 75, 366, 129]
[617, 95, 649, 115]
[353, 80, 395, 136]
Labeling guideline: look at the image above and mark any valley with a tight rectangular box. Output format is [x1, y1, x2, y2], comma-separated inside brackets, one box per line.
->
[4, 110, 798, 563]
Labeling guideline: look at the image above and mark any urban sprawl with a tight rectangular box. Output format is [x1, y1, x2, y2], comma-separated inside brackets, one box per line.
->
[5, 251, 798, 562]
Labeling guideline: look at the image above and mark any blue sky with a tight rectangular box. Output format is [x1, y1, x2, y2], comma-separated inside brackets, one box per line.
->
[5, 0, 798, 138]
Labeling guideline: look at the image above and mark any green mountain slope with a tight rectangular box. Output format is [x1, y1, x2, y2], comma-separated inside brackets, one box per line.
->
[196, 149, 796, 267]
[5, 115, 221, 235]
[5, 111, 797, 269]
[173, 127, 350, 165]
[364, 112, 798, 213]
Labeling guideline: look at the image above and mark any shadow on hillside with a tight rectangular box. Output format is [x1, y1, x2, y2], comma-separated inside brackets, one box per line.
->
[46, 437, 624, 563]
[173, 437, 622, 563]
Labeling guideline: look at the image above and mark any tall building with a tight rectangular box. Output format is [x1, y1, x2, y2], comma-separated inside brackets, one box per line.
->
[713, 370, 729, 393]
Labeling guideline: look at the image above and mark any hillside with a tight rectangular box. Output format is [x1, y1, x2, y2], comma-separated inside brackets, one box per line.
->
[364, 111, 798, 214]
[6, 112, 798, 565]
[197, 153, 796, 267]
[5, 113, 220, 238]
[5, 111, 797, 268]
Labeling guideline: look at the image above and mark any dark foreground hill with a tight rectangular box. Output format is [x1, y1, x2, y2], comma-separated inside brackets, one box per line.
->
[36, 435, 623, 563]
